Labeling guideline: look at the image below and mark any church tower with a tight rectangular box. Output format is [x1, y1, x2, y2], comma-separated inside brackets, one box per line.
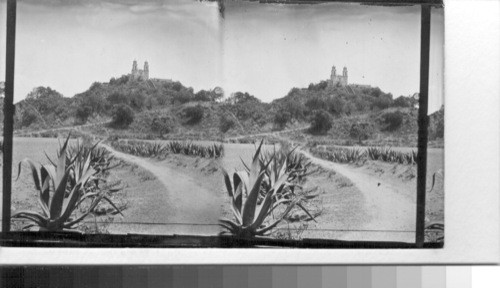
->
[331, 65, 337, 77]
[132, 60, 138, 74]
[342, 66, 348, 85]
[144, 61, 149, 79]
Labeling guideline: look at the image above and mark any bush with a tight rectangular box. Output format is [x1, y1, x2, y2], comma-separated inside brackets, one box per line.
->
[435, 120, 444, 138]
[111, 104, 134, 128]
[107, 92, 129, 106]
[151, 115, 174, 135]
[393, 96, 412, 108]
[349, 122, 374, 144]
[381, 111, 404, 131]
[75, 105, 92, 124]
[273, 109, 291, 130]
[183, 105, 204, 125]
[280, 99, 305, 120]
[219, 114, 236, 133]
[305, 97, 325, 111]
[371, 96, 393, 110]
[308, 110, 333, 135]
[21, 110, 39, 128]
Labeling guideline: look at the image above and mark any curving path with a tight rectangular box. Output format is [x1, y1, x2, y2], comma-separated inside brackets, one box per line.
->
[299, 149, 417, 242]
[100, 144, 222, 236]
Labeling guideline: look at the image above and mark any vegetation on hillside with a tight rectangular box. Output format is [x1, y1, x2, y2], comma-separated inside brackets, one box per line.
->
[9, 74, 443, 147]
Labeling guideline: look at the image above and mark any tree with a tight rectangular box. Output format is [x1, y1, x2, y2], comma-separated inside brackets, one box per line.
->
[369, 87, 383, 98]
[25, 86, 65, 115]
[393, 96, 412, 108]
[273, 109, 291, 130]
[76, 90, 107, 116]
[219, 114, 236, 133]
[327, 96, 346, 116]
[75, 105, 93, 124]
[305, 96, 327, 111]
[130, 93, 146, 111]
[107, 92, 129, 106]
[371, 95, 393, 110]
[307, 80, 329, 91]
[111, 104, 134, 128]
[349, 122, 374, 144]
[183, 105, 204, 125]
[280, 99, 305, 120]
[151, 115, 173, 135]
[194, 90, 211, 102]
[21, 109, 39, 128]
[308, 110, 333, 135]
[381, 111, 404, 131]
[227, 92, 260, 105]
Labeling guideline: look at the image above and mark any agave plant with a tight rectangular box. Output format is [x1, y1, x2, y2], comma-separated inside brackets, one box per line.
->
[12, 135, 122, 232]
[65, 139, 118, 176]
[219, 141, 305, 238]
[366, 146, 417, 165]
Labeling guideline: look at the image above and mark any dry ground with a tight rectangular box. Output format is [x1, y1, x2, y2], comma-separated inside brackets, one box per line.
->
[2, 137, 443, 243]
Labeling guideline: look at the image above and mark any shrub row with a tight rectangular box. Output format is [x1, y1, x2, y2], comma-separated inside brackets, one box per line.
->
[311, 146, 417, 165]
[311, 147, 366, 164]
[110, 140, 224, 159]
[366, 147, 417, 165]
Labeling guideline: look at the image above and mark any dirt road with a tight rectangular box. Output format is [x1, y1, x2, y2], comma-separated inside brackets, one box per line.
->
[100, 144, 222, 236]
[299, 150, 417, 242]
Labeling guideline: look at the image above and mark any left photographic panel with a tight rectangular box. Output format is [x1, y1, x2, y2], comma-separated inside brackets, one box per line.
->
[1, 0, 223, 236]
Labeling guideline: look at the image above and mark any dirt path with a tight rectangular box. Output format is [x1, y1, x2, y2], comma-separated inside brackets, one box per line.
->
[100, 144, 222, 236]
[299, 150, 416, 242]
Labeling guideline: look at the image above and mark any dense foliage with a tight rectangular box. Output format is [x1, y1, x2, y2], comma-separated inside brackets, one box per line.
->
[9, 75, 438, 145]
[349, 122, 374, 144]
[219, 113, 236, 133]
[381, 111, 404, 132]
[308, 110, 333, 135]
[13, 77, 222, 129]
[111, 104, 135, 128]
[182, 105, 204, 125]
[111, 140, 224, 159]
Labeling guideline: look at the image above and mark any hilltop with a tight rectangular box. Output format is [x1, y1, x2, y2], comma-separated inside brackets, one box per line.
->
[7, 76, 443, 146]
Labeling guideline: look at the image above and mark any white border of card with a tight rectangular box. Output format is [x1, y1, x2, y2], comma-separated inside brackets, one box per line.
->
[1, 0, 499, 264]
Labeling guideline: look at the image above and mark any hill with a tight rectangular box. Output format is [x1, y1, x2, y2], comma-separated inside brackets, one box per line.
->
[9, 76, 443, 147]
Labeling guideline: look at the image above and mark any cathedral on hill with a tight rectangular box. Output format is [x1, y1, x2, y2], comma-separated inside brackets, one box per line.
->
[130, 60, 149, 81]
[330, 65, 348, 87]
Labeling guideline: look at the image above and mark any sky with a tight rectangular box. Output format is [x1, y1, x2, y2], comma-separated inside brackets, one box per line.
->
[0, 0, 444, 112]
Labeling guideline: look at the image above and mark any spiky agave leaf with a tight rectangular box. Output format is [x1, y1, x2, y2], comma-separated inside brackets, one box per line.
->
[11, 210, 48, 227]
